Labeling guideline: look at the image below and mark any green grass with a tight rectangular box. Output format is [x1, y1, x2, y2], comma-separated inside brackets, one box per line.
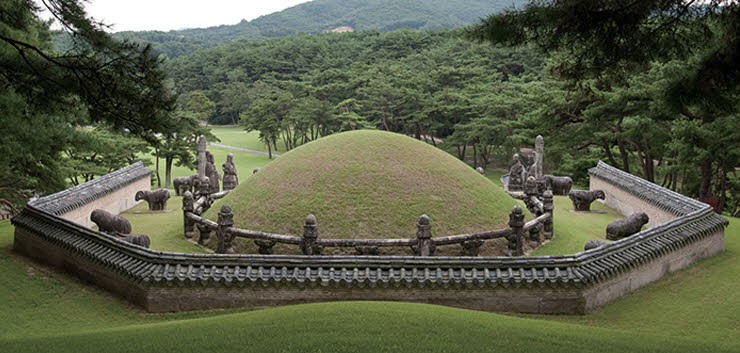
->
[532, 196, 622, 255]
[142, 146, 272, 191]
[480, 169, 622, 255]
[0, 214, 738, 352]
[119, 196, 209, 254]
[208, 125, 288, 153]
[207, 130, 517, 255]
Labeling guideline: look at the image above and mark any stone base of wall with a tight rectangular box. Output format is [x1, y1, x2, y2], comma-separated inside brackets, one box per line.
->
[60, 177, 150, 228]
[583, 228, 725, 312]
[13, 226, 148, 308]
[145, 285, 588, 314]
[13, 219, 725, 314]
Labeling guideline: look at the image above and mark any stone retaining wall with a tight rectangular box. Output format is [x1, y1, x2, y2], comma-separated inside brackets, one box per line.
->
[11, 161, 728, 314]
[30, 162, 152, 228]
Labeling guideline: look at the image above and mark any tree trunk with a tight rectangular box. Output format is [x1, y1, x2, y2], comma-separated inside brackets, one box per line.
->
[155, 148, 161, 188]
[165, 157, 173, 190]
[717, 165, 727, 214]
[699, 159, 712, 199]
[602, 140, 618, 167]
[617, 139, 630, 173]
[472, 144, 478, 169]
[643, 137, 654, 182]
[164, 136, 172, 189]
[267, 141, 273, 159]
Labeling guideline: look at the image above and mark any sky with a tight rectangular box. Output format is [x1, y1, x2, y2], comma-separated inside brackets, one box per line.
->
[39, 0, 312, 32]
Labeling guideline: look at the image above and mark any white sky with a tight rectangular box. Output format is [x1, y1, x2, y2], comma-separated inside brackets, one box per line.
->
[39, 0, 312, 32]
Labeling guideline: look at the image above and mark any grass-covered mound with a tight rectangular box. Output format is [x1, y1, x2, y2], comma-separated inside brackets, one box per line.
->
[208, 130, 515, 254]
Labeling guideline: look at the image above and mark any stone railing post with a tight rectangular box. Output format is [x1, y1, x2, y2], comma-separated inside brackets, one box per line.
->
[528, 223, 541, 248]
[197, 223, 212, 246]
[525, 176, 539, 213]
[460, 239, 483, 256]
[542, 190, 554, 240]
[182, 191, 195, 239]
[195, 176, 212, 213]
[254, 239, 276, 254]
[301, 214, 321, 255]
[197, 135, 207, 178]
[216, 204, 234, 254]
[507, 205, 524, 256]
[412, 214, 435, 256]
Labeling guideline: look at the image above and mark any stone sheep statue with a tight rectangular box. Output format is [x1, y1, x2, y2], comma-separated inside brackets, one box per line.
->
[544, 175, 573, 195]
[173, 175, 197, 196]
[606, 212, 649, 240]
[584, 239, 609, 251]
[568, 189, 606, 211]
[120, 234, 151, 248]
[135, 189, 171, 211]
[90, 209, 131, 235]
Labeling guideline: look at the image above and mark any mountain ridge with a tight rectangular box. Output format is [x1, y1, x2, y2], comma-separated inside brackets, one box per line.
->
[101, 0, 525, 58]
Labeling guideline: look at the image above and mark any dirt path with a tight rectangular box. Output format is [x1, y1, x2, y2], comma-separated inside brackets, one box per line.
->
[208, 143, 281, 158]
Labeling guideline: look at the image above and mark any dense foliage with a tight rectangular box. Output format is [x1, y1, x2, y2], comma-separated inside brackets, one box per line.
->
[0, 0, 179, 212]
[469, 0, 740, 214]
[75, 0, 526, 58]
[167, 29, 545, 166]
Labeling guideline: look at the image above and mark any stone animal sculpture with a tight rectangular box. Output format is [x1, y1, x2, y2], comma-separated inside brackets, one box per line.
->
[173, 175, 197, 196]
[544, 175, 573, 195]
[568, 189, 606, 211]
[135, 189, 171, 211]
[120, 234, 151, 248]
[90, 209, 131, 235]
[584, 239, 609, 251]
[475, 167, 485, 175]
[606, 212, 649, 240]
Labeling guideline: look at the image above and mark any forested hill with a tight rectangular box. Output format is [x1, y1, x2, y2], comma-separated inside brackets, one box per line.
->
[106, 0, 525, 58]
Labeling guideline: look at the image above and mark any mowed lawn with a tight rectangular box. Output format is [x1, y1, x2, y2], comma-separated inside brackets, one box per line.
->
[208, 125, 288, 153]
[0, 218, 737, 352]
[141, 145, 272, 192]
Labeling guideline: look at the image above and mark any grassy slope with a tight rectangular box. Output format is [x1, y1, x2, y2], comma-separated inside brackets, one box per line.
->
[208, 126, 288, 153]
[207, 130, 516, 255]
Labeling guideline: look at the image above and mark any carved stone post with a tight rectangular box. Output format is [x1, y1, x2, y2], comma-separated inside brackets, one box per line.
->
[528, 223, 541, 248]
[197, 135, 207, 178]
[197, 223, 212, 246]
[194, 176, 211, 213]
[534, 135, 544, 179]
[301, 214, 321, 255]
[542, 190, 554, 240]
[254, 239, 276, 254]
[525, 176, 539, 213]
[182, 191, 195, 239]
[216, 204, 234, 254]
[461, 239, 484, 256]
[412, 214, 435, 256]
[508, 205, 524, 256]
